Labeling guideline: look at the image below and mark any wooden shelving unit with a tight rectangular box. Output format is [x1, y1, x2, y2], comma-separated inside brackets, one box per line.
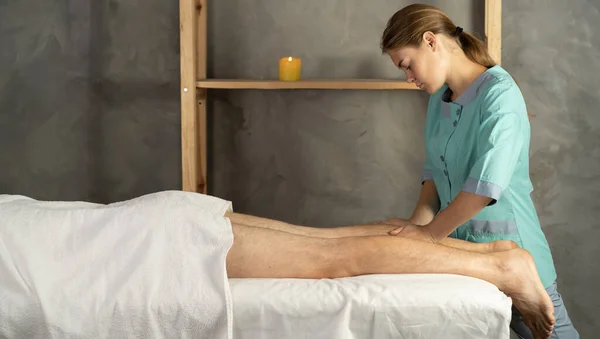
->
[196, 79, 420, 90]
[179, 0, 502, 194]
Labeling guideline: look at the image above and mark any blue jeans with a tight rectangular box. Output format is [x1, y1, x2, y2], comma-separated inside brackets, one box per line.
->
[510, 281, 579, 339]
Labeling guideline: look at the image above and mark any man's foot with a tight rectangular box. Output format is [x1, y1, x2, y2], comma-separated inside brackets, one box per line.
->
[494, 249, 555, 339]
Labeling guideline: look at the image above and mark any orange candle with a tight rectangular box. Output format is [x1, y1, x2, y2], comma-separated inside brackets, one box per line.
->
[278, 56, 302, 81]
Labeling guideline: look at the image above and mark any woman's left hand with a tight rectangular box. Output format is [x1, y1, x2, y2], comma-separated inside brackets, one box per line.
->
[388, 224, 436, 243]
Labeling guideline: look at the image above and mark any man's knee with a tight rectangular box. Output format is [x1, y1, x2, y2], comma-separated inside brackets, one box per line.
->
[319, 238, 363, 279]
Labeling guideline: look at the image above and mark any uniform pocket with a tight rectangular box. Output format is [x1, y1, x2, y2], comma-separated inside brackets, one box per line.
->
[546, 282, 564, 308]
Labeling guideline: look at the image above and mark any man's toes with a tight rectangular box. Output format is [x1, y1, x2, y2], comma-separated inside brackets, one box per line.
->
[532, 323, 542, 336]
[540, 324, 553, 339]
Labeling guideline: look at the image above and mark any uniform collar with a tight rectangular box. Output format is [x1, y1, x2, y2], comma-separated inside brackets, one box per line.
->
[439, 66, 496, 119]
[442, 66, 496, 106]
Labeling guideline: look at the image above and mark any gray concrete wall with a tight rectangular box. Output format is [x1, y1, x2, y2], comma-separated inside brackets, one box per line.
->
[1, 0, 598, 336]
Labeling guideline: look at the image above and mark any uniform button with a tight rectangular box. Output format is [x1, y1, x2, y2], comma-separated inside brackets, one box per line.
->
[440, 155, 445, 161]
[453, 120, 458, 127]
[456, 109, 461, 115]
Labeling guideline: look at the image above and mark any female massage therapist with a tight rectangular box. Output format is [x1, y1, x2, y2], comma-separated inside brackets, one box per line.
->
[379, 4, 579, 339]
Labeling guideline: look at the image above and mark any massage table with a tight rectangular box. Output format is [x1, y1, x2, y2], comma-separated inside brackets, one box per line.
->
[229, 274, 512, 339]
[0, 191, 512, 339]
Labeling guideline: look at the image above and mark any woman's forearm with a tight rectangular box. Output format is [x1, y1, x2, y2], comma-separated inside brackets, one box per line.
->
[425, 191, 492, 241]
[409, 180, 441, 226]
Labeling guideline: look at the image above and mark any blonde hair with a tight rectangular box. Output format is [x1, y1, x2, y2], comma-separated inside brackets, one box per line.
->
[381, 4, 496, 68]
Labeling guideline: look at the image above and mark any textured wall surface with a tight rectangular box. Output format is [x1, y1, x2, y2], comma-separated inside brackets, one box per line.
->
[0, 0, 182, 202]
[1, 0, 598, 336]
[502, 1, 600, 334]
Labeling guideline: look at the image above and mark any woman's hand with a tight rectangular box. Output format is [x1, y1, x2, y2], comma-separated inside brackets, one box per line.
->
[376, 217, 435, 243]
[388, 223, 436, 243]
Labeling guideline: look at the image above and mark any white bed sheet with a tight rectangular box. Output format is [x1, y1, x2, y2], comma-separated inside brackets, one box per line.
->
[0, 191, 235, 339]
[229, 274, 512, 339]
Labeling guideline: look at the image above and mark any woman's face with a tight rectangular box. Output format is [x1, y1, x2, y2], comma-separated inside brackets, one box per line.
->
[386, 33, 448, 94]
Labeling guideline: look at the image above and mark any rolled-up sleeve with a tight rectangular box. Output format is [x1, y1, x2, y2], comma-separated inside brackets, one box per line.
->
[462, 84, 525, 205]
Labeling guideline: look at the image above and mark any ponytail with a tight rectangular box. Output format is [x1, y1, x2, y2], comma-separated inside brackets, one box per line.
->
[456, 31, 496, 68]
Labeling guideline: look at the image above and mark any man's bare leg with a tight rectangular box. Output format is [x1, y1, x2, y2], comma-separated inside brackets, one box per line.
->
[226, 223, 555, 339]
[225, 212, 517, 253]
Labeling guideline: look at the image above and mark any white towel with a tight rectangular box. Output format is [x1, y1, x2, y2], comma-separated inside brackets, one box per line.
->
[0, 190, 234, 339]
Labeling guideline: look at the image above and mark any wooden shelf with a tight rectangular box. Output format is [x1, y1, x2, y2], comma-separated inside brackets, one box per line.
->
[196, 79, 420, 90]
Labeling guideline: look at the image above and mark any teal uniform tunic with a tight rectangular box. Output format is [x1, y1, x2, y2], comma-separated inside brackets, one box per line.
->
[422, 65, 557, 288]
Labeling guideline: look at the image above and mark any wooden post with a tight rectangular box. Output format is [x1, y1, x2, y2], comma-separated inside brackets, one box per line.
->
[485, 0, 502, 65]
[196, 0, 208, 194]
[180, 0, 207, 193]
